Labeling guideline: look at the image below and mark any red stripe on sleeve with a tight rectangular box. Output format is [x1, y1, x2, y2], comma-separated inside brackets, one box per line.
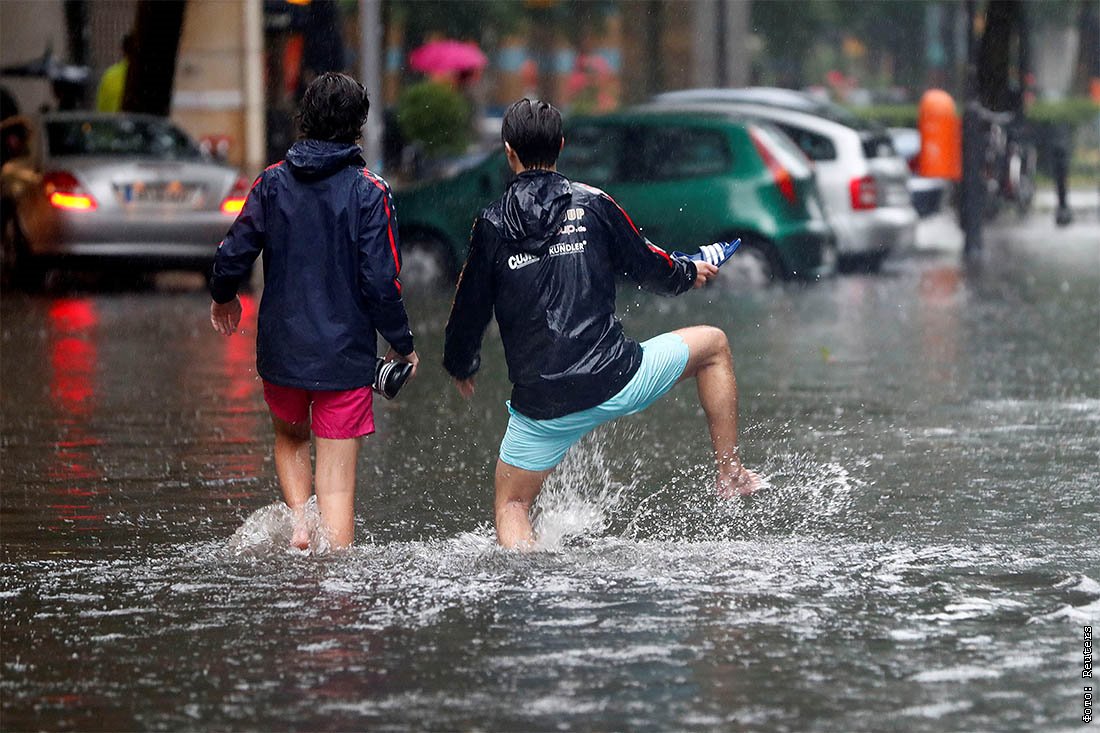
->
[362, 170, 402, 292]
[250, 160, 284, 190]
[603, 193, 673, 267]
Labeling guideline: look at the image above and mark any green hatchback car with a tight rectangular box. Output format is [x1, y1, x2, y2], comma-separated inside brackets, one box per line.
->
[392, 107, 835, 285]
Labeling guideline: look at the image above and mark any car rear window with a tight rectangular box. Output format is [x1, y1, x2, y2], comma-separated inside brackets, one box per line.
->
[620, 124, 730, 181]
[561, 121, 732, 183]
[635, 126, 731, 181]
[860, 132, 897, 159]
[775, 123, 836, 161]
[558, 124, 622, 184]
[46, 118, 202, 160]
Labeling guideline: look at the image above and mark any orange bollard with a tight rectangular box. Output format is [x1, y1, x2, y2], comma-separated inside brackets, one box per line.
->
[917, 89, 962, 181]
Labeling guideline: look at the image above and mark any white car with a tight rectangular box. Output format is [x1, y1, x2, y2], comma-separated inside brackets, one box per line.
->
[654, 89, 918, 271]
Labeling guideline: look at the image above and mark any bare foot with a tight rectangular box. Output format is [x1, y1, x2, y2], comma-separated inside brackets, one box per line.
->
[717, 466, 764, 498]
[288, 507, 310, 550]
[290, 524, 310, 550]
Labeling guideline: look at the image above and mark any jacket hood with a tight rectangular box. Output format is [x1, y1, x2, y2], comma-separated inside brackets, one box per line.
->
[499, 170, 572, 254]
[286, 139, 364, 180]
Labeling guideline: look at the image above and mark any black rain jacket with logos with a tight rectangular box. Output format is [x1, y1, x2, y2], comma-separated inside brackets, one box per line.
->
[443, 169, 697, 420]
[209, 139, 414, 390]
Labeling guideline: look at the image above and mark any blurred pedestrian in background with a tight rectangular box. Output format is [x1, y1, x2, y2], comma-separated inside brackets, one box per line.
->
[96, 33, 134, 113]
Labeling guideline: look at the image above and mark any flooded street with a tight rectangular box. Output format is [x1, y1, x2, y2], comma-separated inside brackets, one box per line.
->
[2, 218, 1098, 732]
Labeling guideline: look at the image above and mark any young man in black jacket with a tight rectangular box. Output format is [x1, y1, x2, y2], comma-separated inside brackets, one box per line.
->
[209, 72, 418, 550]
[444, 99, 760, 549]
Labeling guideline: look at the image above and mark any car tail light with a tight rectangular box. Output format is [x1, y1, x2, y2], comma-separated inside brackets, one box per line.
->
[220, 176, 250, 215]
[849, 175, 879, 210]
[43, 171, 97, 212]
[749, 129, 797, 205]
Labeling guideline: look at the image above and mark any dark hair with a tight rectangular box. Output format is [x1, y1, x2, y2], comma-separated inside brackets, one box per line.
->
[122, 33, 136, 57]
[298, 72, 370, 143]
[501, 98, 563, 169]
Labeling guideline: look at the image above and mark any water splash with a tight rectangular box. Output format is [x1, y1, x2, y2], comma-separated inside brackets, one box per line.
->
[226, 496, 333, 557]
[621, 451, 861, 542]
[531, 436, 635, 551]
[522, 419, 863, 546]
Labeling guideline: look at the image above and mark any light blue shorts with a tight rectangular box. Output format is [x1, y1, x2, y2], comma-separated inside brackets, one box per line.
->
[499, 333, 690, 471]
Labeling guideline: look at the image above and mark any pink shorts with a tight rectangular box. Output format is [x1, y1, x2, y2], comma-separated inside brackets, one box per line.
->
[262, 381, 375, 439]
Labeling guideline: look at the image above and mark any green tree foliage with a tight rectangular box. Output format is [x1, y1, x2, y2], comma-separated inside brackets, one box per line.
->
[395, 81, 471, 156]
[750, 0, 838, 87]
[752, 0, 931, 91]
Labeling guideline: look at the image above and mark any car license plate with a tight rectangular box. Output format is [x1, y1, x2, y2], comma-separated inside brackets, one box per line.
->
[117, 181, 200, 205]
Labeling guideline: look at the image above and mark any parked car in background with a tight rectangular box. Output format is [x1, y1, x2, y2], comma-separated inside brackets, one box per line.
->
[654, 86, 866, 128]
[887, 126, 949, 218]
[393, 107, 835, 287]
[557, 107, 834, 283]
[653, 89, 918, 272]
[1, 112, 248, 287]
[390, 150, 513, 287]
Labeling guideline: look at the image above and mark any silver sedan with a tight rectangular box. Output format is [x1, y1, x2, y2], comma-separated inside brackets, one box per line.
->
[2, 112, 247, 286]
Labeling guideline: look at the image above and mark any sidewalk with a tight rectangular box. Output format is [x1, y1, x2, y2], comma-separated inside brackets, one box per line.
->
[913, 187, 1098, 256]
[1032, 187, 1100, 214]
[910, 183, 1100, 255]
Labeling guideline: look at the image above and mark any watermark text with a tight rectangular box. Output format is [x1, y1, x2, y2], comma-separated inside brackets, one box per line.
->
[1085, 625, 1093, 723]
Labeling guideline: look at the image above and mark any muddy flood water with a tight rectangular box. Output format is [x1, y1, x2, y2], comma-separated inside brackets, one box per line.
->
[2, 223, 1098, 731]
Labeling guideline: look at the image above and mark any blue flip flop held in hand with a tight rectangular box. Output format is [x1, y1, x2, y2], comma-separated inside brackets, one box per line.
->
[673, 238, 741, 267]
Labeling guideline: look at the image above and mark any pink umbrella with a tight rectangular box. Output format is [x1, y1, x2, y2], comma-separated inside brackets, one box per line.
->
[409, 40, 488, 76]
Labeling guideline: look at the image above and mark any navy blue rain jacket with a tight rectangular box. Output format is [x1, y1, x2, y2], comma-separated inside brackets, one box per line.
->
[210, 139, 414, 390]
[443, 170, 696, 420]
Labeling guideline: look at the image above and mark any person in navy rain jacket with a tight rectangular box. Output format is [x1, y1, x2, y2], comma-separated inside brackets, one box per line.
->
[209, 72, 418, 551]
[443, 99, 761, 549]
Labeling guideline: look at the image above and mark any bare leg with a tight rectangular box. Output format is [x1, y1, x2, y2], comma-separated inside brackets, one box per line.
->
[673, 326, 761, 496]
[494, 459, 552, 549]
[272, 416, 313, 549]
[314, 436, 360, 549]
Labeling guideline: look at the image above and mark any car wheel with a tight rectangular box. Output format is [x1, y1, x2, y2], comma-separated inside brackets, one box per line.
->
[400, 233, 455, 289]
[714, 238, 778, 288]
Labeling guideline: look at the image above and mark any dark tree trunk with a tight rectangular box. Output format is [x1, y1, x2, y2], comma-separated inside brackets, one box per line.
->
[122, 0, 187, 116]
[976, 0, 1024, 112]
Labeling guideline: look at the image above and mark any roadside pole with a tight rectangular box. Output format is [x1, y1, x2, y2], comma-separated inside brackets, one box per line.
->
[960, 0, 984, 260]
[359, 0, 383, 171]
[244, 0, 266, 293]
[243, 0, 265, 176]
[960, 101, 985, 259]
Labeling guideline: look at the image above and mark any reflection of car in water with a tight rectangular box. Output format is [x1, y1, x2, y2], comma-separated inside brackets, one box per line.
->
[1, 112, 247, 287]
[653, 88, 918, 273]
[393, 107, 835, 287]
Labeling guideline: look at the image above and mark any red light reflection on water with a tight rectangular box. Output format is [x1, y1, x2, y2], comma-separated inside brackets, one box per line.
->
[48, 300, 98, 417]
[917, 265, 962, 386]
[226, 294, 259, 401]
[204, 293, 265, 483]
[46, 298, 105, 530]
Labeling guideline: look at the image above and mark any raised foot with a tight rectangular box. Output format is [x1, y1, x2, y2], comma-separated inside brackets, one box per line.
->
[717, 467, 765, 498]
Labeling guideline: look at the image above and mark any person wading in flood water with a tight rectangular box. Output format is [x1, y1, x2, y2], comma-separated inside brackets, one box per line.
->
[209, 72, 418, 550]
[443, 98, 761, 549]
